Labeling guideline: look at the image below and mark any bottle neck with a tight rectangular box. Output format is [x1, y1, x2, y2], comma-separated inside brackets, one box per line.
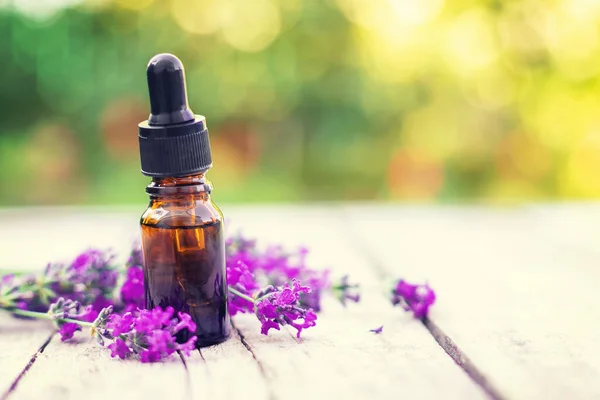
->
[146, 173, 212, 200]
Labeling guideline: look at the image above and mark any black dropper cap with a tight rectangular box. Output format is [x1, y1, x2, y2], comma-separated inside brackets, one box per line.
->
[138, 53, 212, 177]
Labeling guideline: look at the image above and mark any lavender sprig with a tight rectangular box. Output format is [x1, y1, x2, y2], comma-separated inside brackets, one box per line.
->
[120, 236, 342, 316]
[332, 275, 360, 306]
[391, 279, 436, 318]
[43, 249, 119, 309]
[10, 299, 197, 363]
[3, 249, 119, 314]
[227, 260, 259, 316]
[254, 280, 318, 338]
[0, 239, 438, 361]
[226, 233, 340, 311]
[99, 307, 197, 362]
[0, 274, 34, 310]
[229, 279, 318, 338]
[9, 297, 96, 341]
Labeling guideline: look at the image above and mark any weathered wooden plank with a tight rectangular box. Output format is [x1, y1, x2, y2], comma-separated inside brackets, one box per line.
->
[0, 208, 269, 400]
[185, 324, 270, 400]
[0, 207, 140, 271]
[225, 207, 486, 400]
[8, 333, 191, 400]
[0, 314, 54, 399]
[343, 204, 600, 400]
[0, 206, 488, 400]
[0, 209, 195, 400]
[525, 203, 600, 256]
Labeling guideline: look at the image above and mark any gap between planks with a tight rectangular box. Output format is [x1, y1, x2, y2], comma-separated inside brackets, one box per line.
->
[339, 205, 600, 400]
[333, 207, 507, 400]
[224, 208, 486, 400]
[0, 314, 56, 400]
[0, 206, 496, 400]
[185, 321, 271, 400]
[0, 333, 54, 400]
[4, 322, 269, 400]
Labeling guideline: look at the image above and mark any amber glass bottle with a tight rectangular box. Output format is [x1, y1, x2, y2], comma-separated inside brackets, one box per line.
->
[138, 54, 229, 347]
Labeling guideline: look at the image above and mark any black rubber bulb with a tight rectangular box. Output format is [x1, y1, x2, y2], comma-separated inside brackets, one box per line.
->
[139, 53, 212, 177]
[146, 53, 195, 126]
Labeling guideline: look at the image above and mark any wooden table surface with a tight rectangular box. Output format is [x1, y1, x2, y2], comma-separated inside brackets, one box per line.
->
[0, 204, 598, 400]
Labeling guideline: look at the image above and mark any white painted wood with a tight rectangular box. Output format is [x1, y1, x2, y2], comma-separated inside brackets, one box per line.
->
[0, 207, 140, 271]
[343, 204, 600, 400]
[0, 206, 495, 399]
[10, 334, 191, 400]
[185, 324, 270, 400]
[0, 314, 54, 398]
[226, 207, 485, 400]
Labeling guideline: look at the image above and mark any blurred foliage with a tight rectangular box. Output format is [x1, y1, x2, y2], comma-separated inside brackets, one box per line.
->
[0, 0, 599, 205]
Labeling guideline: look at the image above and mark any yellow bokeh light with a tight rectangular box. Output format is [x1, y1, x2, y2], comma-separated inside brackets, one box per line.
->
[560, 133, 600, 197]
[335, 0, 392, 30]
[483, 179, 544, 202]
[542, 6, 600, 80]
[170, 0, 222, 35]
[443, 8, 498, 75]
[220, 0, 281, 52]
[562, 0, 600, 22]
[355, 26, 434, 83]
[389, 0, 444, 27]
[470, 69, 517, 110]
[339, 0, 446, 83]
[497, 3, 546, 55]
[524, 81, 600, 151]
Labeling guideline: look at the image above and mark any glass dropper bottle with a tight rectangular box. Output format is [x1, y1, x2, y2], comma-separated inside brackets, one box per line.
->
[137, 53, 230, 347]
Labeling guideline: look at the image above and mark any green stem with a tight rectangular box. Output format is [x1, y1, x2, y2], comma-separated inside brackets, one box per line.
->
[228, 286, 256, 304]
[3, 308, 93, 328]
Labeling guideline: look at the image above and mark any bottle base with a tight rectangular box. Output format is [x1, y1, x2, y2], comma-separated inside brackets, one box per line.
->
[195, 332, 231, 348]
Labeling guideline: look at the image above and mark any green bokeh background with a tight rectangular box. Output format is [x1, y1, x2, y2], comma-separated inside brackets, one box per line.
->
[0, 0, 598, 205]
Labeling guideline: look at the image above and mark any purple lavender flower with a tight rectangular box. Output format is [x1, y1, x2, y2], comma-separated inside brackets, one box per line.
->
[298, 269, 331, 312]
[226, 234, 257, 256]
[48, 297, 91, 320]
[259, 246, 331, 312]
[226, 235, 258, 273]
[106, 312, 134, 336]
[257, 245, 303, 281]
[227, 260, 259, 316]
[120, 266, 144, 310]
[369, 325, 384, 334]
[126, 243, 144, 268]
[58, 323, 81, 341]
[107, 338, 130, 359]
[0, 274, 15, 293]
[43, 248, 118, 308]
[115, 243, 146, 312]
[90, 297, 112, 315]
[69, 249, 119, 298]
[48, 297, 96, 341]
[95, 306, 197, 363]
[255, 280, 318, 338]
[226, 233, 331, 312]
[391, 279, 436, 318]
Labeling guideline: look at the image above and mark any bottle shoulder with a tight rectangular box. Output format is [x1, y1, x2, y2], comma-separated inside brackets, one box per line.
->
[140, 198, 223, 228]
